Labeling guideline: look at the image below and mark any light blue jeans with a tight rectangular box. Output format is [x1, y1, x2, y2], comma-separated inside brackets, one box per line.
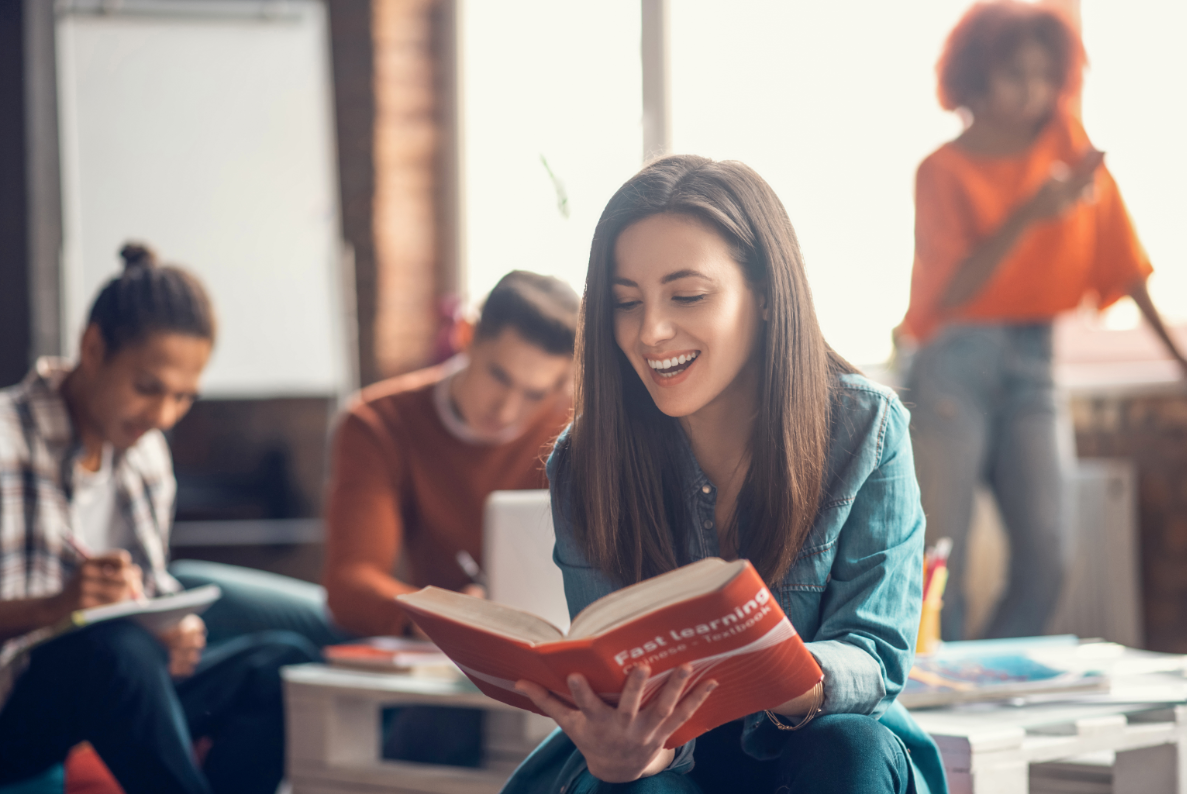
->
[170, 559, 350, 648]
[906, 323, 1069, 641]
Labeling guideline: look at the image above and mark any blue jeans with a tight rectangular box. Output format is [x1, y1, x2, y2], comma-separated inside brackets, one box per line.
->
[171, 561, 483, 767]
[504, 716, 911, 794]
[0, 621, 318, 794]
[907, 323, 1069, 641]
[170, 559, 350, 648]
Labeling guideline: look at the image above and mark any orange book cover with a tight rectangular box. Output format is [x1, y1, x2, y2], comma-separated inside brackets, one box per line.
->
[397, 559, 822, 747]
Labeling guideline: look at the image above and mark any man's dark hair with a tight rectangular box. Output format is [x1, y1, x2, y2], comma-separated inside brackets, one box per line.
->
[88, 242, 216, 356]
[473, 270, 579, 356]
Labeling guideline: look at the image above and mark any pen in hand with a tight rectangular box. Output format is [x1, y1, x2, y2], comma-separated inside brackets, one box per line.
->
[62, 533, 146, 603]
[455, 550, 488, 591]
[61, 532, 94, 563]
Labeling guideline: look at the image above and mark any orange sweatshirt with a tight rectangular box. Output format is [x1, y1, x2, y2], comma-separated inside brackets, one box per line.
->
[903, 112, 1152, 343]
[323, 361, 571, 638]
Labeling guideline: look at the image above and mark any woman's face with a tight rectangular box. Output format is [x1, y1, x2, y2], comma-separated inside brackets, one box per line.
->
[612, 213, 765, 420]
[976, 38, 1060, 129]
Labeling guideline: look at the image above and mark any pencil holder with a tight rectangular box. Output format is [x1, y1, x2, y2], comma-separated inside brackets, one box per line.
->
[916, 599, 942, 656]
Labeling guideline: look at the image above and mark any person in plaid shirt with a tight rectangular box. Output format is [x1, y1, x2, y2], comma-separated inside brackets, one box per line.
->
[0, 244, 317, 794]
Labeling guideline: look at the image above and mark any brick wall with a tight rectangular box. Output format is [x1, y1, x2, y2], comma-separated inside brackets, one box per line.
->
[372, 0, 444, 379]
[330, 0, 453, 385]
[329, 0, 452, 385]
[1073, 389, 1187, 652]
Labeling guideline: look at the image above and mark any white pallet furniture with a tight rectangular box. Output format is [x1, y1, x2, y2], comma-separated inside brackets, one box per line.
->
[912, 671, 1187, 794]
[282, 664, 554, 794]
[285, 651, 1187, 794]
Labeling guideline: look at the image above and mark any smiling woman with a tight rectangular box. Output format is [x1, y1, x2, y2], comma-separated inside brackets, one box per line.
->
[613, 214, 766, 432]
[573, 160, 845, 588]
[501, 156, 945, 794]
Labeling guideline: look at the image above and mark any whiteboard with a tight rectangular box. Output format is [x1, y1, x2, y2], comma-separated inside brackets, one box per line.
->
[56, 1, 349, 397]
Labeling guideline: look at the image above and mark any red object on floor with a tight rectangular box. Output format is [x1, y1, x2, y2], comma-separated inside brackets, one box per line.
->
[64, 744, 124, 794]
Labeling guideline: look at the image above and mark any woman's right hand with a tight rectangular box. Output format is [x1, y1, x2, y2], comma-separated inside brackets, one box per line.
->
[55, 550, 145, 613]
[514, 663, 717, 783]
[1025, 149, 1105, 222]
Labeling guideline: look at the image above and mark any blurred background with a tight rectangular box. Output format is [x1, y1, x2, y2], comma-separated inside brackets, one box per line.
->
[1, 0, 1185, 648]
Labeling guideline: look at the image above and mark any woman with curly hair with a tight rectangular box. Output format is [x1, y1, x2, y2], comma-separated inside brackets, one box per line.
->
[901, 1, 1186, 641]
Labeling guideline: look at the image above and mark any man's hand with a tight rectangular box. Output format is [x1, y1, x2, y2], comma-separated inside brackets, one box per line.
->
[460, 583, 486, 600]
[158, 614, 206, 678]
[54, 550, 145, 613]
[515, 664, 717, 783]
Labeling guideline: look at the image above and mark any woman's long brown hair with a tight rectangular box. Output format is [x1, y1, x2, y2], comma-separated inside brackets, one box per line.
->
[563, 155, 854, 587]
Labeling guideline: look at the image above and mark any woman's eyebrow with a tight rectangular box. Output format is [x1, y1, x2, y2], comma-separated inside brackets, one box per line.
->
[613, 269, 711, 287]
[660, 269, 710, 284]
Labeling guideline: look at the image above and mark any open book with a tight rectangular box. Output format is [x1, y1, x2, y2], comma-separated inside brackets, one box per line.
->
[396, 558, 822, 747]
[900, 637, 1115, 708]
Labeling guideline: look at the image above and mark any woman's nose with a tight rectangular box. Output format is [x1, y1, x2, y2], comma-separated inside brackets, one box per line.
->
[639, 305, 676, 347]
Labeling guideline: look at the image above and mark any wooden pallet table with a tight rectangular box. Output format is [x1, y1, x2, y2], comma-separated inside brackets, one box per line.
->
[282, 664, 554, 794]
[911, 678, 1187, 794]
[284, 649, 1187, 794]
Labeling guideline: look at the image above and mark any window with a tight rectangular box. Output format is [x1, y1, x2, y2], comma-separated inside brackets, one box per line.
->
[669, 1, 970, 365]
[461, 1, 642, 304]
[1081, 0, 1187, 331]
[461, 2, 1185, 370]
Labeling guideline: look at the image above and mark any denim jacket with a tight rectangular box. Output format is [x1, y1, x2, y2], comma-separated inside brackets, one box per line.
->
[511, 373, 946, 794]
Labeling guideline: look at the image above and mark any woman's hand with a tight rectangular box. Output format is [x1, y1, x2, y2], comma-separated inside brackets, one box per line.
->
[1024, 149, 1105, 222]
[157, 614, 206, 678]
[940, 149, 1106, 310]
[514, 664, 717, 783]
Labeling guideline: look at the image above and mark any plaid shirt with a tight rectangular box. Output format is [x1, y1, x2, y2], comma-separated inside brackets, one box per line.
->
[0, 358, 180, 706]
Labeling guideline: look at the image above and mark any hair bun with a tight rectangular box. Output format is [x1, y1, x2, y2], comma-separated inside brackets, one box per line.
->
[119, 242, 158, 272]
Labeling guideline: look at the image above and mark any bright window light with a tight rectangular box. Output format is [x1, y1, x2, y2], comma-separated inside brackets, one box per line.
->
[461, 1, 642, 306]
[1081, 1, 1187, 331]
[670, 1, 968, 366]
[461, 3, 1184, 360]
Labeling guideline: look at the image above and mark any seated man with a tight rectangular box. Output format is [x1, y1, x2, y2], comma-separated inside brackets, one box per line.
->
[0, 244, 317, 794]
[324, 270, 578, 764]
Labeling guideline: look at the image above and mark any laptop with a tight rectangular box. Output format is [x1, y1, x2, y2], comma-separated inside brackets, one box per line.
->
[482, 489, 570, 633]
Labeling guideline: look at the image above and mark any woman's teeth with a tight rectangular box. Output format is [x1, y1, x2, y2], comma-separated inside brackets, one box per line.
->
[647, 352, 698, 377]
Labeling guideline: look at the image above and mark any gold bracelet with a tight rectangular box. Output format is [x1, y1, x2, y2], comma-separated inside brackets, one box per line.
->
[765, 680, 824, 731]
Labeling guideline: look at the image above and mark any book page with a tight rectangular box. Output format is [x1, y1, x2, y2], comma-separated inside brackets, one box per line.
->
[398, 587, 567, 644]
[568, 558, 745, 639]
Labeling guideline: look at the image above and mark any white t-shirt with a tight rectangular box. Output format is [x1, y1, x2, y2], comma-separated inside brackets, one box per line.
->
[71, 444, 132, 552]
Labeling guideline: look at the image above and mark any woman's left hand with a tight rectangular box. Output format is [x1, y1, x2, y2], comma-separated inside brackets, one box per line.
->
[514, 663, 717, 783]
[158, 614, 207, 678]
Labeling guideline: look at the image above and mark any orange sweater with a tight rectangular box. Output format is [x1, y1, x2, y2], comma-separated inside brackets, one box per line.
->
[902, 112, 1152, 343]
[323, 362, 570, 637]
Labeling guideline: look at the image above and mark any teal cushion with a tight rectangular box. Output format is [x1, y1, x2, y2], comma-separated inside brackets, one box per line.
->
[0, 765, 65, 794]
